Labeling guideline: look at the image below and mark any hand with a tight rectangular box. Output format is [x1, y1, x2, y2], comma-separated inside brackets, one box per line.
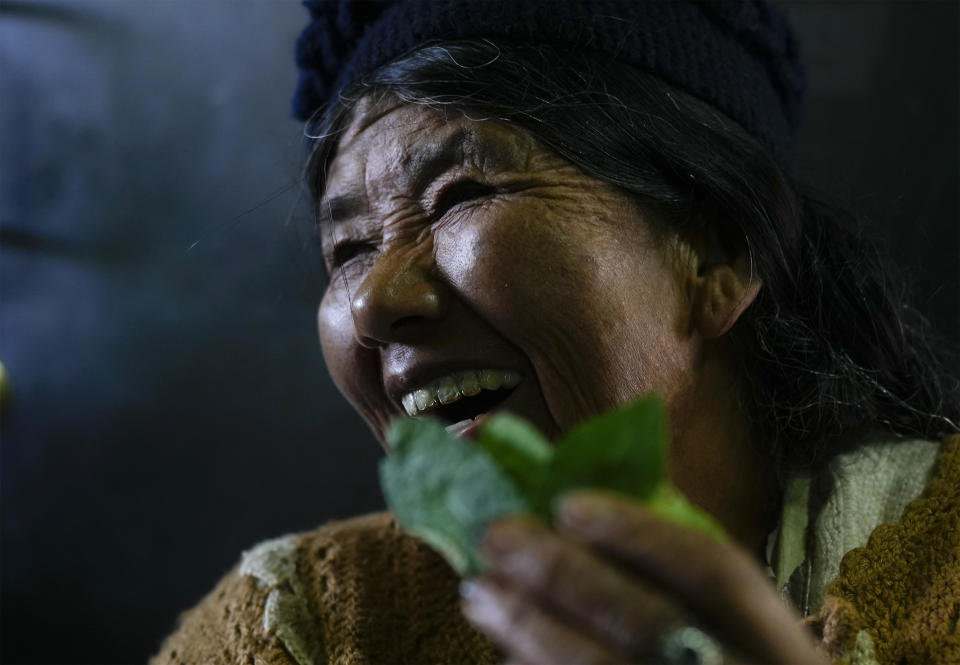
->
[460, 490, 827, 664]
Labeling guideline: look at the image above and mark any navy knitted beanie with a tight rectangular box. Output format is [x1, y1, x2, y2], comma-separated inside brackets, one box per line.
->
[293, 0, 805, 162]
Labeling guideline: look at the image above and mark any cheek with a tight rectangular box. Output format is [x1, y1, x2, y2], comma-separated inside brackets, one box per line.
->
[439, 199, 660, 349]
[434, 202, 636, 418]
[434, 200, 693, 424]
[435, 202, 595, 329]
[318, 286, 387, 433]
[318, 286, 354, 385]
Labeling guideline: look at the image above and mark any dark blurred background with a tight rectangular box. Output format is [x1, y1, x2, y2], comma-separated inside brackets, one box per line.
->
[0, 1, 956, 662]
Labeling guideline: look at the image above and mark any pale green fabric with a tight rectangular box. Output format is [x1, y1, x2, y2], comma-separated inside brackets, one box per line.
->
[236, 438, 941, 663]
[848, 630, 880, 665]
[773, 438, 941, 616]
[239, 535, 324, 665]
[774, 475, 809, 591]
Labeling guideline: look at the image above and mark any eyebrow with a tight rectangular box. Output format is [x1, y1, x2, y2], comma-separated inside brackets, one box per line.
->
[318, 189, 367, 228]
[318, 127, 474, 228]
[405, 127, 471, 195]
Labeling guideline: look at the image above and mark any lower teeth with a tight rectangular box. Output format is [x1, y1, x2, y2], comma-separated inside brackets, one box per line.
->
[446, 419, 474, 431]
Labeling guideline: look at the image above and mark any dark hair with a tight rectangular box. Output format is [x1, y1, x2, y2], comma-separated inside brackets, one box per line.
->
[305, 41, 959, 485]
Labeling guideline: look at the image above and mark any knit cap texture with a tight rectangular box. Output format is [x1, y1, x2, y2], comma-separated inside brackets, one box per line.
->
[292, 0, 805, 162]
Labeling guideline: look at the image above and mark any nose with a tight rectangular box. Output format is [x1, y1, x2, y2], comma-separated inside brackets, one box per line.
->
[349, 244, 447, 348]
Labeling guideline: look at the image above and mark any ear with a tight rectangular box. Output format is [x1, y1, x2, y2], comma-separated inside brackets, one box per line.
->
[690, 253, 761, 339]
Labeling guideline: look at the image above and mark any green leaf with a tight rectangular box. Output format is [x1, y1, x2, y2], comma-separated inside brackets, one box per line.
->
[646, 484, 727, 543]
[379, 395, 725, 578]
[473, 413, 552, 507]
[380, 418, 529, 575]
[538, 394, 667, 513]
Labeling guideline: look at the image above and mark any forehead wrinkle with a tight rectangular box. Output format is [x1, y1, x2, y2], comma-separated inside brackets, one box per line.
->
[339, 93, 405, 146]
[319, 148, 371, 232]
[396, 125, 472, 196]
[354, 120, 473, 225]
[482, 122, 540, 173]
[323, 97, 406, 215]
[373, 114, 533, 197]
[324, 109, 542, 232]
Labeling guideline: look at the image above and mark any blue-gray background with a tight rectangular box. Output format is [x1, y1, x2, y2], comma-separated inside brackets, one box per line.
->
[0, 1, 956, 662]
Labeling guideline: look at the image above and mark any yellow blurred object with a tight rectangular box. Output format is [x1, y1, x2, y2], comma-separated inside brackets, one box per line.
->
[0, 360, 8, 411]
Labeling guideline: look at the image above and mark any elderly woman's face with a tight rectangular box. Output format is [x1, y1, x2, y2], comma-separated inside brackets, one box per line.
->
[317, 100, 699, 447]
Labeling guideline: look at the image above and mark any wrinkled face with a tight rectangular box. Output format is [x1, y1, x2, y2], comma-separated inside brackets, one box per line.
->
[317, 99, 699, 448]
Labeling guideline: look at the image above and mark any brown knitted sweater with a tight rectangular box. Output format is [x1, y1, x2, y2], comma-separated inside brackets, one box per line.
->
[150, 512, 501, 664]
[150, 435, 959, 665]
[805, 434, 960, 664]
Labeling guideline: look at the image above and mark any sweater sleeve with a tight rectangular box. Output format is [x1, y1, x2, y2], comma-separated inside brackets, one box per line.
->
[147, 563, 298, 665]
[148, 513, 499, 665]
[807, 434, 960, 665]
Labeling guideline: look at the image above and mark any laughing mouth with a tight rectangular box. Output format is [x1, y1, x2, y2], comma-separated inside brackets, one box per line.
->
[400, 369, 521, 423]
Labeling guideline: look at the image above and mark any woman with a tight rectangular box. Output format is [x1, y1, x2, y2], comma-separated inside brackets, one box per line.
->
[151, 1, 960, 663]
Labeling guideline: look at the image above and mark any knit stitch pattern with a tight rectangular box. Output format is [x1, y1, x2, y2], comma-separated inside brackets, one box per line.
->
[149, 562, 297, 665]
[292, 0, 805, 164]
[777, 439, 942, 615]
[293, 512, 500, 664]
[149, 512, 500, 664]
[239, 535, 325, 665]
[150, 438, 958, 663]
[807, 435, 960, 665]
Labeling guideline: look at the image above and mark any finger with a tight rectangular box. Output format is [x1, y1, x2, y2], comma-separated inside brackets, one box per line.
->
[481, 516, 682, 656]
[555, 491, 825, 664]
[461, 577, 624, 665]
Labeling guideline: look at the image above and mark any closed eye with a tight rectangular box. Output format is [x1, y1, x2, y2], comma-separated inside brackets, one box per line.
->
[433, 180, 496, 217]
[330, 240, 375, 268]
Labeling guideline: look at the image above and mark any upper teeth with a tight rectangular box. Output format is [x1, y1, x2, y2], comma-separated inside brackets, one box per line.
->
[401, 369, 522, 417]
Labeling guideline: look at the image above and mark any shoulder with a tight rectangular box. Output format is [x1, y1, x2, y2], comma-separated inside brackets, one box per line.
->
[151, 512, 499, 665]
[775, 435, 947, 607]
[238, 511, 404, 593]
[149, 512, 400, 665]
[810, 434, 960, 664]
[148, 557, 293, 664]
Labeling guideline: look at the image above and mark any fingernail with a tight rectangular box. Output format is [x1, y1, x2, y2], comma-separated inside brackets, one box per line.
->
[559, 491, 628, 530]
[554, 492, 595, 525]
[459, 580, 479, 601]
[459, 579, 495, 613]
[459, 580, 513, 631]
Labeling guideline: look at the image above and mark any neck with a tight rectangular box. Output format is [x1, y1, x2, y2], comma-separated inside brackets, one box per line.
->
[668, 344, 777, 559]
